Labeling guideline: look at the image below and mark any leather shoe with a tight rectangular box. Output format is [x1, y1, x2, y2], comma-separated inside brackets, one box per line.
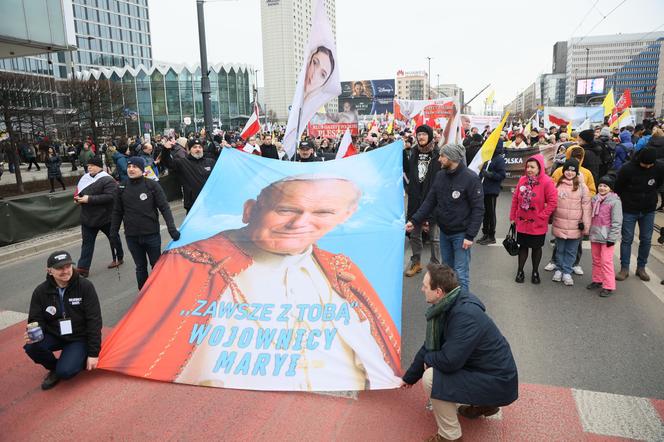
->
[457, 405, 499, 419]
[635, 267, 650, 282]
[615, 268, 629, 281]
[424, 433, 463, 442]
[405, 262, 422, 277]
[107, 259, 124, 269]
[531, 271, 540, 284]
[41, 370, 60, 390]
[76, 267, 89, 278]
[515, 270, 525, 283]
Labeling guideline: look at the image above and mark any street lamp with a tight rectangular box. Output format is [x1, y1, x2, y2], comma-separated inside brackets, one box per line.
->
[426, 56, 432, 99]
[196, 0, 213, 139]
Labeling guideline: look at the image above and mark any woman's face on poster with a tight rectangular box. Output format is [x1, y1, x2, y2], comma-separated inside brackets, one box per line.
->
[305, 50, 332, 95]
[343, 102, 352, 112]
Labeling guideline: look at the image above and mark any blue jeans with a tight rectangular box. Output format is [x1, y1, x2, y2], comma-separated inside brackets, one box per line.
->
[78, 223, 124, 270]
[125, 233, 162, 290]
[24, 333, 87, 379]
[620, 211, 655, 269]
[555, 238, 581, 276]
[439, 230, 471, 292]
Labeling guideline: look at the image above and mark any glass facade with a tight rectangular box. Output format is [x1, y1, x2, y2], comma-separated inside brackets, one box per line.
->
[607, 39, 663, 109]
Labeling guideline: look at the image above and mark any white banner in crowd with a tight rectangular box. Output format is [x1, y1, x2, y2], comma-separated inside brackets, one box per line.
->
[460, 115, 502, 132]
[282, 0, 341, 158]
[543, 106, 604, 129]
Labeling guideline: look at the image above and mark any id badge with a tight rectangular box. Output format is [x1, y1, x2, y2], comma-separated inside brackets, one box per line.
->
[59, 319, 73, 336]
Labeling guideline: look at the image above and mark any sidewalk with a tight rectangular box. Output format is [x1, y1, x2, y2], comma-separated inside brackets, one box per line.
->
[0, 162, 84, 186]
[0, 318, 662, 441]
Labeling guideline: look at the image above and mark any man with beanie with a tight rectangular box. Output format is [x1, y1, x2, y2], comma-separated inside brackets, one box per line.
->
[406, 143, 484, 292]
[161, 138, 216, 214]
[74, 156, 124, 277]
[24, 251, 102, 390]
[404, 124, 441, 277]
[578, 129, 602, 183]
[110, 156, 180, 290]
[614, 147, 664, 281]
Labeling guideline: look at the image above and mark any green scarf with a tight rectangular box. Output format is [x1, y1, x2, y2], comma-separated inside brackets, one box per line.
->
[425, 286, 462, 351]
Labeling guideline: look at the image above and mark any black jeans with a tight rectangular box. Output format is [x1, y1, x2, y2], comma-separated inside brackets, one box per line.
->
[24, 333, 86, 379]
[78, 223, 124, 270]
[26, 159, 40, 170]
[482, 194, 498, 236]
[125, 232, 162, 290]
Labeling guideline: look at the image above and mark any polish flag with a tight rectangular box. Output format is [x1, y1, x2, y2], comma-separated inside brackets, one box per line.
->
[240, 103, 260, 140]
[335, 128, 357, 159]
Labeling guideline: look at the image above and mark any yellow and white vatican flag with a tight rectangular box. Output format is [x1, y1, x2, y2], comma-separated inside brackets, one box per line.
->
[468, 112, 509, 175]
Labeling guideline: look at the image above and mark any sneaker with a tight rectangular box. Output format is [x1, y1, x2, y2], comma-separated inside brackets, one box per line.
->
[599, 289, 614, 297]
[572, 265, 584, 275]
[552, 270, 562, 282]
[41, 370, 60, 390]
[483, 235, 496, 245]
[586, 282, 602, 290]
[635, 267, 650, 282]
[562, 274, 574, 286]
[404, 262, 422, 277]
[544, 262, 557, 272]
[615, 268, 629, 281]
[477, 234, 489, 244]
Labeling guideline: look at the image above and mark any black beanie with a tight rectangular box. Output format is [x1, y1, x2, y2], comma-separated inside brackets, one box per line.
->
[578, 129, 594, 144]
[639, 147, 657, 165]
[415, 124, 434, 144]
[598, 175, 615, 190]
[562, 158, 580, 174]
[88, 156, 103, 168]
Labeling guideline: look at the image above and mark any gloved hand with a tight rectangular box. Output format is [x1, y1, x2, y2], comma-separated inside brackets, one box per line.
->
[578, 222, 585, 231]
[169, 229, 181, 241]
[606, 241, 614, 247]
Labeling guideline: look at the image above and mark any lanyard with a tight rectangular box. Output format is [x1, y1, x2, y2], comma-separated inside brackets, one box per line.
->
[57, 287, 67, 319]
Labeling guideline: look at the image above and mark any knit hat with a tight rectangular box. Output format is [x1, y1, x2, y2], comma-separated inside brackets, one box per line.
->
[598, 175, 615, 190]
[127, 156, 145, 172]
[415, 124, 434, 144]
[88, 156, 103, 168]
[562, 158, 580, 174]
[578, 129, 594, 144]
[600, 127, 611, 138]
[441, 143, 465, 163]
[639, 147, 657, 165]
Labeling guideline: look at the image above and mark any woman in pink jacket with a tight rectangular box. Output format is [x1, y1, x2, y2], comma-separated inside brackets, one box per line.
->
[551, 159, 591, 286]
[510, 154, 558, 284]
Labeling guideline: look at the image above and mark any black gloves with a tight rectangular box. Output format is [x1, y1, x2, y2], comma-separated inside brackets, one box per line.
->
[606, 241, 614, 247]
[169, 229, 181, 241]
[578, 222, 585, 231]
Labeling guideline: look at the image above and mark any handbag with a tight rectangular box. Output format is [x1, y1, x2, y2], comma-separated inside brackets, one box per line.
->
[503, 224, 519, 256]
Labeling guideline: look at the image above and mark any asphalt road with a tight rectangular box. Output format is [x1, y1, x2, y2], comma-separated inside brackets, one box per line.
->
[1, 192, 663, 400]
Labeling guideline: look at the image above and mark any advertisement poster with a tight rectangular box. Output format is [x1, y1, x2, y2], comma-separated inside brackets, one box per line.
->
[99, 143, 405, 392]
[338, 79, 395, 116]
[308, 112, 359, 137]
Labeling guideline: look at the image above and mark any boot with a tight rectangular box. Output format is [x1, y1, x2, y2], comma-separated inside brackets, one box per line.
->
[476, 234, 489, 245]
[76, 267, 89, 278]
[484, 234, 496, 245]
[107, 259, 123, 269]
[635, 267, 650, 282]
[515, 270, 525, 283]
[405, 262, 422, 277]
[615, 268, 629, 281]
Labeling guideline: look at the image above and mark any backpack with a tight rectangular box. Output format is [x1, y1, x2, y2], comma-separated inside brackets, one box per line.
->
[596, 140, 615, 177]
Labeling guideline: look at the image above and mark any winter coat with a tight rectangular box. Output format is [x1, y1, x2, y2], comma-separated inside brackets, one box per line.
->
[112, 151, 129, 182]
[550, 146, 596, 196]
[405, 142, 441, 219]
[613, 144, 630, 170]
[614, 159, 664, 213]
[510, 154, 558, 236]
[479, 142, 506, 196]
[646, 135, 664, 160]
[402, 291, 518, 406]
[589, 192, 622, 244]
[580, 142, 602, 183]
[161, 148, 216, 211]
[551, 178, 591, 239]
[80, 149, 94, 167]
[635, 135, 651, 152]
[27, 272, 102, 357]
[411, 162, 484, 240]
[45, 154, 62, 179]
[78, 175, 118, 228]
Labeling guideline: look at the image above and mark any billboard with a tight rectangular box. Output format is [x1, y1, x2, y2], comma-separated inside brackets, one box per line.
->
[576, 78, 605, 95]
[308, 112, 359, 137]
[339, 79, 395, 116]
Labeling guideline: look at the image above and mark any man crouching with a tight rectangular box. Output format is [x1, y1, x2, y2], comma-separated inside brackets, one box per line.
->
[401, 264, 518, 441]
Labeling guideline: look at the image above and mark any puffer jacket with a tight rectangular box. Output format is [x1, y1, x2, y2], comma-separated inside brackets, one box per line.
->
[510, 154, 558, 235]
[550, 145, 596, 196]
[552, 178, 591, 239]
[589, 192, 622, 244]
[45, 154, 62, 178]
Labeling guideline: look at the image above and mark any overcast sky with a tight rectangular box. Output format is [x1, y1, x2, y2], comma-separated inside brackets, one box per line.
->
[150, 0, 664, 110]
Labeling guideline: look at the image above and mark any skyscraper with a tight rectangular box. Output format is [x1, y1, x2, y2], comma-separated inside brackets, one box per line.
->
[260, 0, 336, 123]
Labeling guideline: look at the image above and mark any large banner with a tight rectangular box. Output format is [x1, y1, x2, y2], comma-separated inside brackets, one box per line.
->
[394, 98, 458, 129]
[308, 111, 359, 137]
[98, 143, 405, 391]
[461, 115, 502, 132]
[543, 106, 604, 128]
[503, 144, 557, 187]
[340, 79, 395, 98]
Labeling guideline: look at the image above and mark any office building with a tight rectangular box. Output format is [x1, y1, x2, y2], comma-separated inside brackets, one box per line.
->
[396, 70, 430, 100]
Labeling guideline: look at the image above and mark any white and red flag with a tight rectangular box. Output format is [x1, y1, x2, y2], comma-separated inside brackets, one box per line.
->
[239, 102, 261, 140]
[335, 128, 357, 159]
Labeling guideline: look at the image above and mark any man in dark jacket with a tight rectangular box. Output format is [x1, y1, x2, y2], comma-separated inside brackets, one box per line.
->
[294, 140, 322, 162]
[402, 264, 518, 442]
[614, 147, 664, 282]
[74, 157, 124, 276]
[110, 156, 180, 290]
[24, 251, 102, 390]
[477, 141, 506, 245]
[260, 134, 280, 160]
[404, 124, 441, 277]
[407, 143, 484, 292]
[161, 139, 216, 214]
[578, 129, 602, 183]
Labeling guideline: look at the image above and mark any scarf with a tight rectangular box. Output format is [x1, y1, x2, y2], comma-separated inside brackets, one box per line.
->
[519, 175, 539, 211]
[592, 192, 609, 218]
[425, 286, 462, 351]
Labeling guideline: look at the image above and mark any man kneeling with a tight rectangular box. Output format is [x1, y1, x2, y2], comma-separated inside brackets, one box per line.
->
[401, 264, 518, 441]
[23, 251, 102, 390]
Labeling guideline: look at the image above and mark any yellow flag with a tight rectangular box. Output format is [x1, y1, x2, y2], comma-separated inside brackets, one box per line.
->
[523, 121, 531, 137]
[486, 90, 495, 106]
[468, 112, 510, 174]
[602, 89, 615, 117]
[610, 108, 631, 129]
[567, 123, 572, 138]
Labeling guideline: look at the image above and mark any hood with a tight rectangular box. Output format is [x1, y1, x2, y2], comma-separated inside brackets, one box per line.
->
[619, 131, 633, 146]
[565, 145, 585, 166]
[525, 153, 546, 176]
